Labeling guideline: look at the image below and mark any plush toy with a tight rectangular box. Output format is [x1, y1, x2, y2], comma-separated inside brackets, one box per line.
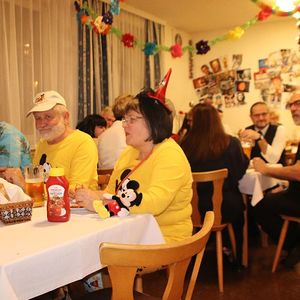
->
[93, 169, 142, 218]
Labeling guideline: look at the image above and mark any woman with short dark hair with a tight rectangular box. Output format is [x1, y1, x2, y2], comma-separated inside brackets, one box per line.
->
[76, 114, 107, 139]
[75, 70, 193, 243]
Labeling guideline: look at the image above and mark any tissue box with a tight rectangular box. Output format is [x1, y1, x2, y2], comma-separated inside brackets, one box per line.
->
[0, 199, 33, 224]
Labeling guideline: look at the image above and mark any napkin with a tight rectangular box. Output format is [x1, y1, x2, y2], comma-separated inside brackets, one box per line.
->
[0, 178, 31, 204]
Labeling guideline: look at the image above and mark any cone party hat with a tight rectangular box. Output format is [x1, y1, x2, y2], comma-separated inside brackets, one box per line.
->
[148, 68, 172, 112]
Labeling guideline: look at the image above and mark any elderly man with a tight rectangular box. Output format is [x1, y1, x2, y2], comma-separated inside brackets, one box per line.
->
[1, 91, 98, 190]
[253, 91, 300, 268]
[239, 101, 286, 164]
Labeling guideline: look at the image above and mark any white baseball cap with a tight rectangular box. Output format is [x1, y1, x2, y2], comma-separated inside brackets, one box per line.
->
[26, 90, 67, 116]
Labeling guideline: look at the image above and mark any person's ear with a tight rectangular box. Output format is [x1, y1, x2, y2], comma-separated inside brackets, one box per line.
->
[63, 111, 70, 125]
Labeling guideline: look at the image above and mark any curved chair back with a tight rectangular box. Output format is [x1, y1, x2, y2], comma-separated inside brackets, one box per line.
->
[272, 215, 300, 272]
[99, 211, 214, 300]
[191, 169, 236, 293]
[97, 169, 113, 189]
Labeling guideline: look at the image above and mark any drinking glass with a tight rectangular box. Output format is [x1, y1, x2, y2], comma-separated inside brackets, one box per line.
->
[24, 165, 44, 207]
[240, 138, 253, 160]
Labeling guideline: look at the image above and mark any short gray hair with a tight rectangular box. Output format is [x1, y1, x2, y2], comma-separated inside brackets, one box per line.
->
[53, 104, 68, 114]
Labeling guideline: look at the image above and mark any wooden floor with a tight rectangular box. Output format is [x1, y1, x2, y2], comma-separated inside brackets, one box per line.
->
[32, 234, 300, 300]
[142, 236, 300, 300]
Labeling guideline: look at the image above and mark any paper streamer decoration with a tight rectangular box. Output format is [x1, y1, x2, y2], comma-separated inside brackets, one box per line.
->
[74, 0, 196, 57]
[74, 0, 300, 57]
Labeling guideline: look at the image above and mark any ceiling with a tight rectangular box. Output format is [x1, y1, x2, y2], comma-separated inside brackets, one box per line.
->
[123, 0, 278, 34]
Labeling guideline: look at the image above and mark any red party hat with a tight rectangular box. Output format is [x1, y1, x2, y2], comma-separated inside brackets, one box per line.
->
[148, 68, 172, 112]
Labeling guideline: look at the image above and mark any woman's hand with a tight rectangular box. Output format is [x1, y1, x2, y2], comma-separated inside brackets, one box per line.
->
[75, 188, 105, 212]
[0, 168, 25, 190]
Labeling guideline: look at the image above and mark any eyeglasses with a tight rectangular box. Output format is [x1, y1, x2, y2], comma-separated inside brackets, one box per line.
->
[251, 112, 268, 118]
[286, 100, 300, 110]
[122, 116, 143, 125]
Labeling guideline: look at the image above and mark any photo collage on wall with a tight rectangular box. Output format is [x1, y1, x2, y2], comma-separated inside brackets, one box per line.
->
[193, 54, 251, 110]
[254, 49, 300, 109]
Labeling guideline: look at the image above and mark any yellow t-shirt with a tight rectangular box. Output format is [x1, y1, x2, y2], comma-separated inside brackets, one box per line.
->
[33, 130, 98, 190]
[106, 138, 193, 243]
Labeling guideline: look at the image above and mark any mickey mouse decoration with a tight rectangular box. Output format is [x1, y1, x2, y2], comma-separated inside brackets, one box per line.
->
[93, 169, 142, 218]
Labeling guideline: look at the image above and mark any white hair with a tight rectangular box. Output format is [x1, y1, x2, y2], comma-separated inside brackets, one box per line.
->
[53, 104, 68, 114]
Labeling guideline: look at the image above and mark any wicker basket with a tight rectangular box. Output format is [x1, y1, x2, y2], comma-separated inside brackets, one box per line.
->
[0, 199, 33, 224]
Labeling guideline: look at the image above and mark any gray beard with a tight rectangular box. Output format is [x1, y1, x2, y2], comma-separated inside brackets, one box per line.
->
[38, 123, 66, 142]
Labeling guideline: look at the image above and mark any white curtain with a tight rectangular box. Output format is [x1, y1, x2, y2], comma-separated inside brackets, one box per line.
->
[0, 0, 164, 146]
[78, 0, 164, 110]
[106, 8, 146, 102]
[0, 0, 77, 147]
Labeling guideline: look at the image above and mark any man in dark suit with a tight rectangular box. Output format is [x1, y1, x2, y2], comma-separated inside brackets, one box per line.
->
[239, 101, 286, 164]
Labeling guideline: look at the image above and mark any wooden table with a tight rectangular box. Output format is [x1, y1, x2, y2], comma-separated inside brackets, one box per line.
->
[239, 167, 283, 206]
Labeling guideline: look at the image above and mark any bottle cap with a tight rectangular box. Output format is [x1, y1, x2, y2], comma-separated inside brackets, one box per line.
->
[49, 167, 65, 177]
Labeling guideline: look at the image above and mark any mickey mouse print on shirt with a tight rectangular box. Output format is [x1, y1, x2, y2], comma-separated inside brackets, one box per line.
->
[94, 169, 143, 219]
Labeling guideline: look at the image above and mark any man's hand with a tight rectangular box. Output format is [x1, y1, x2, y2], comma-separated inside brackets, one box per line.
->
[239, 129, 261, 141]
[253, 157, 267, 174]
[0, 168, 25, 189]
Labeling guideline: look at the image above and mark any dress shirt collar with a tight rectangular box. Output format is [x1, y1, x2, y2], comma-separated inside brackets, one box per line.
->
[254, 124, 269, 136]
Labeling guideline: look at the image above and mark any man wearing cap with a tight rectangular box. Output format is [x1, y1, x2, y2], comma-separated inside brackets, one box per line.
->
[239, 101, 286, 164]
[253, 91, 300, 268]
[2, 90, 98, 190]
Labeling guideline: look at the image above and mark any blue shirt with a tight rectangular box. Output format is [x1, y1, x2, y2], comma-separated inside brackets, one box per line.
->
[0, 121, 32, 171]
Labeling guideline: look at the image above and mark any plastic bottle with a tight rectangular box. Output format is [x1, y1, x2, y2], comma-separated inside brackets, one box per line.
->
[46, 167, 70, 222]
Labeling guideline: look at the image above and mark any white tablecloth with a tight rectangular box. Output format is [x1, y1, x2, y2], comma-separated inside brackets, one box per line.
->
[239, 166, 282, 206]
[0, 207, 164, 300]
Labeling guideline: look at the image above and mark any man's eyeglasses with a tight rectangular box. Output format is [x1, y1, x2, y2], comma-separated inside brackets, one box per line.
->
[251, 112, 268, 118]
[286, 100, 300, 110]
[122, 116, 143, 125]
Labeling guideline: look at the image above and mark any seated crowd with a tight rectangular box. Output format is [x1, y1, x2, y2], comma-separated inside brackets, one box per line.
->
[0, 71, 300, 298]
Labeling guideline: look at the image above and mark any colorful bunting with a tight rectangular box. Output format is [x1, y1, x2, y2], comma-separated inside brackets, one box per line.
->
[74, 0, 300, 57]
[73, 0, 196, 57]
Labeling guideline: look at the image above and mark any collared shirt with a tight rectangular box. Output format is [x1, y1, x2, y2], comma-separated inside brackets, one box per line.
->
[0, 121, 32, 171]
[255, 124, 286, 164]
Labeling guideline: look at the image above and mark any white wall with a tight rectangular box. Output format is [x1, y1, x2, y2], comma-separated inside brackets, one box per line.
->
[161, 18, 300, 139]
[161, 26, 196, 113]
[191, 18, 300, 139]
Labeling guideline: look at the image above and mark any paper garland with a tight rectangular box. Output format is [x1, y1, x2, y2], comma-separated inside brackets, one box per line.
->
[74, 0, 299, 57]
[252, 0, 300, 16]
[74, 0, 194, 58]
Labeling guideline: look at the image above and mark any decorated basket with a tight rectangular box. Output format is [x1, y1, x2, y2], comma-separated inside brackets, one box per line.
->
[0, 199, 33, 224]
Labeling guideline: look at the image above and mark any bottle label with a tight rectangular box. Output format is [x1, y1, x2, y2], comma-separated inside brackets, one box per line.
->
[48, 184, 66, 217]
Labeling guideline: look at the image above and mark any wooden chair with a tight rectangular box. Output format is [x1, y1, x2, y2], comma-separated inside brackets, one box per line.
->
[79, 211, 214, 300]
[97, 169, 113, 190]
[192, 169, 236, 293]
[272, 215, 300, 272]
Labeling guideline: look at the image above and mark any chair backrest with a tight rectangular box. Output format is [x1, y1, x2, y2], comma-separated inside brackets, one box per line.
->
[99, 211, 215, 300]
[192, 169, 228, 228]
[97, 169, 113, 189]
